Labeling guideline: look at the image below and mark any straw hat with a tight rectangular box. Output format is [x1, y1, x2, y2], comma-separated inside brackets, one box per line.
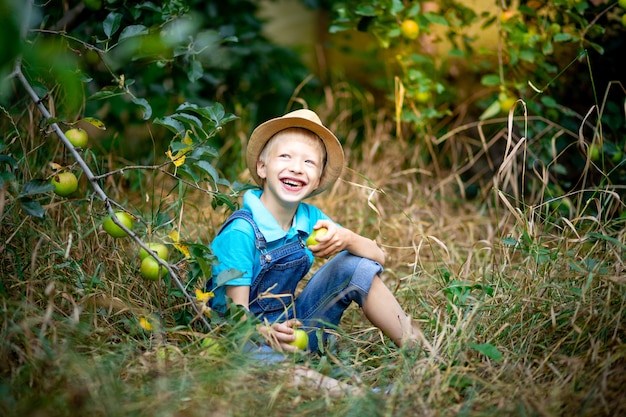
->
[246, 109, 344, 197]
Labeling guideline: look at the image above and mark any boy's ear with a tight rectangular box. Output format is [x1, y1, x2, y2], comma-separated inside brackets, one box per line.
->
[256, 160, 267, 180]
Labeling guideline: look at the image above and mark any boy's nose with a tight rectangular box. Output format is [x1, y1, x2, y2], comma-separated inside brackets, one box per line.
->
[289, 160, 303, 173]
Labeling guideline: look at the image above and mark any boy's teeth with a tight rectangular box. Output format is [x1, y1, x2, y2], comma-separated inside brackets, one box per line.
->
[283, 179, 302, 187]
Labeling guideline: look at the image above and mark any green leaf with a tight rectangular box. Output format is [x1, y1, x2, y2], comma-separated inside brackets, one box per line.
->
[553, 33, 572, 42]
[540, 96, 558, 108]
[194, 160, 219, 183]
[0, 171, 16, 188]
[103, 12, 122, 38]
[519, 50, 535, 62]
[423, 12, 449, 26]
[88, 89, 119, 101]
[587, 232, 626, 251]
[501, 237, 518, 246]
[480, 74, 500, 87]
[185, 105, 219, 126]
[187, 59, 203, 83]
[154, 116, 185, 134]
[20, 179, 54, 197]
[469, 343, 503, 362]
[19, 198, 46, 218]
[119, 25, 149, 42]
[173, 112, 202, 130]
[218, 113, 239, 126]
[447, 48, 466, 58]
[355, 5, 377, 16]
[542, 41, 553, 56]
[81, 117, 106, 130]
[194, 256, 213, 281]
[193, 145, 219, 159]
[479, 100, 500, 120]
[390, 0, 404, 15]
[206, 102, 225, 124]
[215, 268, 243, 287]
[587, 41, 604, 55]
[0, 154, 17, 169]
[131, 97, 152, 120]
[177, 164, 200, 182]
[170, 141, 192, 153]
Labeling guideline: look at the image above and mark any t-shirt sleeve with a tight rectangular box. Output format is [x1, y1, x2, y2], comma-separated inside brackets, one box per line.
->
[211, 219, 256, 287]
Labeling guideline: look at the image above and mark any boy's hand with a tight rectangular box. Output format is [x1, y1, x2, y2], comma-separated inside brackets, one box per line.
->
[258, 319, 303, 352]
[307, 221, 349, 258]
[307, 220, 386, 265]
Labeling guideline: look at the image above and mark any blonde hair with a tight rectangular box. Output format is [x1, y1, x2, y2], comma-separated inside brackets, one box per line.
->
[258, 128, 327, 168]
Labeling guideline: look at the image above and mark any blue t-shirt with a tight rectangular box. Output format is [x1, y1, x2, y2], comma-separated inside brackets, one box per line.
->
[210, 189, 333, 312]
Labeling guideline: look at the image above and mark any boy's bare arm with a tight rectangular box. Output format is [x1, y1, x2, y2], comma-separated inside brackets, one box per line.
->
[308, 220, 385, 265]
[226, 285, 251, 309]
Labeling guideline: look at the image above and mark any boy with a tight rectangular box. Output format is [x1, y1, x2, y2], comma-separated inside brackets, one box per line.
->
[208, 108, 417, 355]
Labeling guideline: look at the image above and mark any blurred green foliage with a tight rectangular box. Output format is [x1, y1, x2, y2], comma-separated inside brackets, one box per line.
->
[326, 0, 626, 206]
[2, 0, 315, 171]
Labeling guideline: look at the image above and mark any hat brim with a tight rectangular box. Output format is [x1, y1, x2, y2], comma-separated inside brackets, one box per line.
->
[246, 113, 344, 198]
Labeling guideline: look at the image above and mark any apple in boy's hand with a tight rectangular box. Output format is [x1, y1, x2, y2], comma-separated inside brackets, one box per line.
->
[289, 329, 309, 351]
[306, 228, 328, 246]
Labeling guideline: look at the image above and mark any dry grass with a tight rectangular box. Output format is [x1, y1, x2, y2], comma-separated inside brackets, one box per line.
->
[1, 84, 625, 417]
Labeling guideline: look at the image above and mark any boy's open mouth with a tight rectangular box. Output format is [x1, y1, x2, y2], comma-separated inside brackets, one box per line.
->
[282, 178, 305, 190]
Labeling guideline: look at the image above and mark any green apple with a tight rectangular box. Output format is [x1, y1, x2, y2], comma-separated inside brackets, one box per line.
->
[139, 243, 169, 261]
[588, 143, 601, 161]
[612, 149, 623, 163]
[201, 338, 222, 355]
[306, 228, 328, 246]
[65, 128, 88, 148]
[498, 96, 517, 114]
[140, 256, 167, 281]
[51, 172, 78, 197]
[415, 90, 432, 104]
[619, 0, 626, 9]
[103, 211, 134, 238]
[289, 329, 309, 351]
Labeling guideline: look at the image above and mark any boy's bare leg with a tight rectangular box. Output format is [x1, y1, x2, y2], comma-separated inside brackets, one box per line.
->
[362, 275, 419, 347]
[284, 366, 364, 397]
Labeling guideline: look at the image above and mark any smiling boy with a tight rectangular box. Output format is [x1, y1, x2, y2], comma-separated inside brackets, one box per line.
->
[208, 108, 417, 355]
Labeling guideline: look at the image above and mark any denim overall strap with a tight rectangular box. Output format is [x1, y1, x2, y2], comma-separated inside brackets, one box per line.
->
[249, 234, 311, 321]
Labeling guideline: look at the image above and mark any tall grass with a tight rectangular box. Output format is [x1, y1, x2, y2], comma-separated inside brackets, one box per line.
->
[1, 83, 625, 416]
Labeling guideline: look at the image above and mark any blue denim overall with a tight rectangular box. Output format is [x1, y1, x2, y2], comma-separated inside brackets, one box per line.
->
[212, 210, 382, 355]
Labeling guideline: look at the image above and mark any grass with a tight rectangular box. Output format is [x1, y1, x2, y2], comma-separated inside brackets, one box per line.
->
[1, 85, 625, 416]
